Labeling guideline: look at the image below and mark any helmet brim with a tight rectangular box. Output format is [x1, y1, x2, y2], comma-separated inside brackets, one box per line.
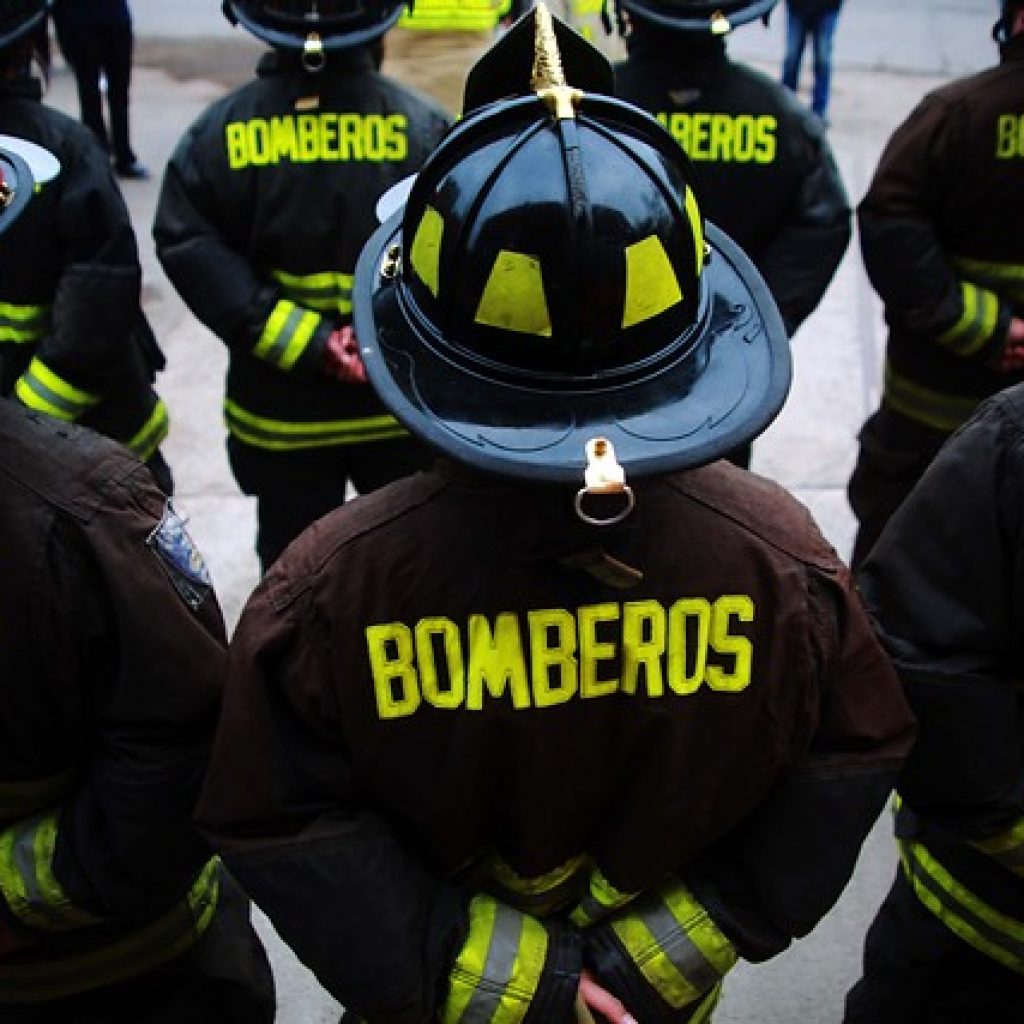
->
[355, 216, 791, 483]
[0, 146, 34, 236]
[619, 0, 778, 33]
[224, 0, 404, 51]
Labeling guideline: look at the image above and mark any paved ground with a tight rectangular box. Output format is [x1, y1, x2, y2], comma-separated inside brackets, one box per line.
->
[39, 2, 1000, 1020]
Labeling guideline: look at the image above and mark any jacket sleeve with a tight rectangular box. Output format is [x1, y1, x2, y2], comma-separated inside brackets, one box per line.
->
[13, 136, 152, 423]
[578, 564, 914, 1019]
[858, 93, 1013, 364]
[153, 128, 331, 379]
[0, 465, 226, 940]
[757, 113, 852, 336]
[858, 389, 1024, 872]
[196, 577, 581, 1023]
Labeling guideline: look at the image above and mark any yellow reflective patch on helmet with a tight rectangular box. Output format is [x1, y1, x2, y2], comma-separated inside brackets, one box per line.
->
[622, 236, 683, 328]
[685, 188, 704, 276]
[410, 205, 445, 298]
[475, 250, 552, 337]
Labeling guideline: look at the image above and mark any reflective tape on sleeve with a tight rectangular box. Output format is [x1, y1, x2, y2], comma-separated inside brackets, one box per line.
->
[609, 880, 737, 1010]
[0, 812, 102, 930]
[271, 268, 355, 315]
[254, 299, 321, 370]
[0, 301, 50, 344]
[443, 895, 549, 1024]
[937, 281, 1000, 356]
[126, 398, 170, 461]
[569, 867, 636, 927]
[14, 357, 101, 422]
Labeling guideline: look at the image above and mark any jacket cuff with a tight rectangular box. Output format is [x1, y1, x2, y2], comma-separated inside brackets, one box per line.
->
[252, 298, 329, 378]
[441, 894, 581, 1024]
[585, 878, 737, 1023]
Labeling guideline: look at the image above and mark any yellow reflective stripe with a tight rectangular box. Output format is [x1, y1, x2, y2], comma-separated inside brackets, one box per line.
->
[14, 357, 101, 422]
[0, 859, 220, 1003]
[0, 770, 74, 821]
[685, 186, 705, 276]
[0, 301, 49, 343]
[224, 398, 407, 449]
[972, 815, 1024, 875]
[937, 281, 999, 356]
[255, 299, 321, 370]
[952, 256, 1024, 304]
[272, 268, 355, 315]
[609, 881, 737, 1010]
[444, 895, 548, 1024]
[690, 981, 723, 1024]
[570, 867, 636, 927]
[882, 361, 980, 433]
[399, 0, 504, 31]
[126, 398, 170, 461]
[410, 205, 445, 299]
[899, 838, 1024, 974]
[487, 854, 588, 918]
[0, 812, 102, 930]
[622, 235, 683, 328]
[475, 250, 552, 337]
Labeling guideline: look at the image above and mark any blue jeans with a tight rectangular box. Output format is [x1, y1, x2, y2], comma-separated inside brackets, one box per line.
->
[781, 7, 840, 118]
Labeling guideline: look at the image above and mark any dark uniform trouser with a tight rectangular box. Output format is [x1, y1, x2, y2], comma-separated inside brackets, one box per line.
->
[229, 435, 431, 572]
[847, 405, 949, 571]
[62, 21, 137, 169]
[844, 870, 1024, 1023]
[4, 868, 276, 1024]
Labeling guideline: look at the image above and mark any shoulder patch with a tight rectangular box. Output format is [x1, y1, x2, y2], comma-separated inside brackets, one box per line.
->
[146, 501, 213, 611]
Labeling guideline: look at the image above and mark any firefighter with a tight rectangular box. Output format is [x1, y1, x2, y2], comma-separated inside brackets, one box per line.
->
[0, 0, 175, 495]
[847, 0, 1024, 569]
[844, 381, 1024, 1020]
[612, 0, 851, 468]
[0, 139, 275, 1022]
[153, 0, 453, 573]
[196, 9, 915, 1022]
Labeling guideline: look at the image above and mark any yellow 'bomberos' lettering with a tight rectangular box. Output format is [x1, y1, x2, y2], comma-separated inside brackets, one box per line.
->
[365, 595, 757, 720]
[223, 113, 409, 169]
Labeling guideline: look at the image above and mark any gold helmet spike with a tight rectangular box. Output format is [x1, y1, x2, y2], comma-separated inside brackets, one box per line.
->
[531, 2, 583, 120]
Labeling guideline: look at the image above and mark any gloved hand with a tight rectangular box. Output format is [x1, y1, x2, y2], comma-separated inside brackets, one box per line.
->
[324, 325, 368, 384]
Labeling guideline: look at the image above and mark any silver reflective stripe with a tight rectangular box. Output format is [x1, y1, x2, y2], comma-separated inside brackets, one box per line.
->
[461, 903, 524, 1023]
[642, 900, 721, 994]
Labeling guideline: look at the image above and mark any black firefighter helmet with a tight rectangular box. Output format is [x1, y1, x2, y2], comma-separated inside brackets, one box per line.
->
[221, 0, 405, 65]
[0, 0, 52, 51]
[353, 4, 790, 486]
[618, 0, 778, 35]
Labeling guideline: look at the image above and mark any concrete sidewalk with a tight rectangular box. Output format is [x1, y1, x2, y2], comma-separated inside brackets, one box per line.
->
[39, 1, 1002, 1019]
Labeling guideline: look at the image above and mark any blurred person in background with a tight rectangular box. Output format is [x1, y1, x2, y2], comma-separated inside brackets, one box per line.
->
[51, 0, 148, 178]
[847, 0, 1024, 568]
[154, 0, 452, 572]
[613, 0, 850, 468]
[0, 136, 275, 1024]
[780, 0, 843, 123]
[0, 0, 174, 494]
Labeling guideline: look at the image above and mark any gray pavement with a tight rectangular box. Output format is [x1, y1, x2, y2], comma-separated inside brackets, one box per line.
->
[42, 1, 1000, 1020]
